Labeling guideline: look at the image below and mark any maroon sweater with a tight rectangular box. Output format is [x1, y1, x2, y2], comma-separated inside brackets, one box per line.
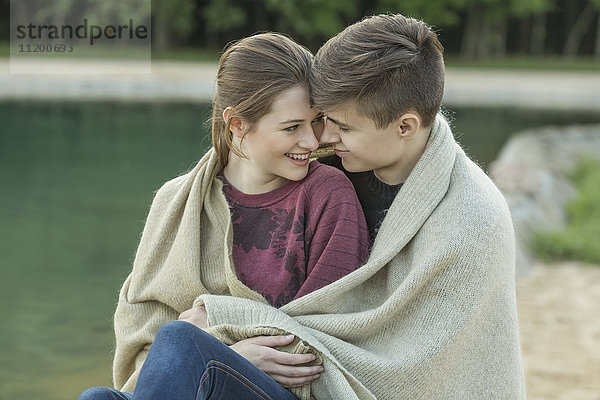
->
[219, 161, 369, 308]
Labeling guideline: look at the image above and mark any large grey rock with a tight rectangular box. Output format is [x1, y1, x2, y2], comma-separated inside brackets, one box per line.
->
[489, 124, 600, 276]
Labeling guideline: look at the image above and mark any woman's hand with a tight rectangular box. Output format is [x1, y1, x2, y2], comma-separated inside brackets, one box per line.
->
[178, 305, 208, 329]
[230, 335, 324, 388]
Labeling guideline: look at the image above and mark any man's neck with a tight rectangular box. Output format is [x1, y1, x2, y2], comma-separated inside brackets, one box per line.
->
[373, 126, 432, 185]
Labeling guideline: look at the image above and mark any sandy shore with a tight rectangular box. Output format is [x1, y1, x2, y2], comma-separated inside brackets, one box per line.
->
[517, 262, 600, 399]
[2, 58, 600, 110]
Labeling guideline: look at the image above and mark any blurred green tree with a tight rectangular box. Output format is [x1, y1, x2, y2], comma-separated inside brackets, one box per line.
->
[596, 0, 600, 59]
[31, 0, 151, 27]
[359, 0, 559, 59]
[372, 0, 463, 26]
[510, 0, 556, 56]
[265, 0, 359, 46]
[455, 0, 557, 59]
[202, 0, 359, 49]
[152, 0, 196, 51]
[562, 0, 600, 59]
[203, 0, 247, 33]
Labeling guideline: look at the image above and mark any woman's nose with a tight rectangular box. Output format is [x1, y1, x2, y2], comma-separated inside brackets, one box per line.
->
[299, 125, 319, 151]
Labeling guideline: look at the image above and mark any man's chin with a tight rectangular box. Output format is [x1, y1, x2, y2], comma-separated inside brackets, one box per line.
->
[340, 158, 371, 173]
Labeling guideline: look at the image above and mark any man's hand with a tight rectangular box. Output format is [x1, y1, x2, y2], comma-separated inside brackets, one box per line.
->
[178, 305, 208, 329]
[230, 335, 324, 388]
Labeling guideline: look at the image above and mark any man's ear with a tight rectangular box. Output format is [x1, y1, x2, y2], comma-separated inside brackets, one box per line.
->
[396, 113, 421, 139]
[223, 107, 245, 138]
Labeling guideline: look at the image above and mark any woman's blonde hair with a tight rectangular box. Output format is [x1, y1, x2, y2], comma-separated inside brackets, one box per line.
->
[211, 33, 313, 169]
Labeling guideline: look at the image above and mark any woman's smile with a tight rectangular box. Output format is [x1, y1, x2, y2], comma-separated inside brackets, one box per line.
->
[285, 152, 311, 166]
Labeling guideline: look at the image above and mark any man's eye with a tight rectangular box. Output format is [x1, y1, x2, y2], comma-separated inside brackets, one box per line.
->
[284, 125, 299, 132]
[339, 126, 349, 133]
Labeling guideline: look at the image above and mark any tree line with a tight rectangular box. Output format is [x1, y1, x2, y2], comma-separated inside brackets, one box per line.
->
[3, 0, 600, 60]
[157, 0, 600, 60]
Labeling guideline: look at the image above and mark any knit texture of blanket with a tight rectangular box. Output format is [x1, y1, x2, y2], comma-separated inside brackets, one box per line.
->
[113, 114, 525, 399]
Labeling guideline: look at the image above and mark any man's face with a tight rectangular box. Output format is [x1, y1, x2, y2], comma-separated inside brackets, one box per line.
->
[320, 104, 406, 180]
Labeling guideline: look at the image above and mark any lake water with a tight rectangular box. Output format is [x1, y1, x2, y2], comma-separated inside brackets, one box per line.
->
[1, 100, 599, 399]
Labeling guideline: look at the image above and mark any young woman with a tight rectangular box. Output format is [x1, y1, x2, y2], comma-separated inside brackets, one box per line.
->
[78, 33, 368, 400]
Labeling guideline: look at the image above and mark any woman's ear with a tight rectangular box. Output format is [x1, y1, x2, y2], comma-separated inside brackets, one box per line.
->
[223, 107, 245, 138]
[397, 113, 421, 139]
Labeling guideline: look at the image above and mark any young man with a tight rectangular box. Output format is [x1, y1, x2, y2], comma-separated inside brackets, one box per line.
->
[307, 13, 526, 396]
[186, 14, 526, 399]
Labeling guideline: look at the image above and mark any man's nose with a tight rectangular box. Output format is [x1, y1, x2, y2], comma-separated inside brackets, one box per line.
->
[319, 119, 341, 144]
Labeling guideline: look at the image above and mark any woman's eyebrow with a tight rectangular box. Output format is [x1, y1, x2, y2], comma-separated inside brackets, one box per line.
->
[279, 119, 305, 125]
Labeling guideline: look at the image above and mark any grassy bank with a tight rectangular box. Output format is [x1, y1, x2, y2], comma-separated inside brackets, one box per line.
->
[2, 41, 599, 70]
[444, 55, 600, 71]
[533, 159, 600, 264]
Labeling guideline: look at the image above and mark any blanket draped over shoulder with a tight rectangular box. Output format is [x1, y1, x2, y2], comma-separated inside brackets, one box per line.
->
[113, 114, 525, 399]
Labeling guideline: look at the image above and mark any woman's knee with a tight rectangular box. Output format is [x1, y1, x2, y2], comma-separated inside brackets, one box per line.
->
[77, 386, 129, 400]
[152, 321, 228, 366]
[151, 320, 211, 362]
[156, 320, 203, 343]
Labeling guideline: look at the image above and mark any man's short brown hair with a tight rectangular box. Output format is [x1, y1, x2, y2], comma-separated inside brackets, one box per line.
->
[310, 14, 444, 129]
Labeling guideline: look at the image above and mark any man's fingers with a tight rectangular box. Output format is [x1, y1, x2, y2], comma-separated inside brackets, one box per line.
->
[269, 349, 317, 366]
[248, 335, 296, 347]
[263, 364, 324, 378]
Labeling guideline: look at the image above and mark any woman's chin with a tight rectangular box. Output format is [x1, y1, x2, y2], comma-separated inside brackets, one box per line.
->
[279, 167, 309, 182]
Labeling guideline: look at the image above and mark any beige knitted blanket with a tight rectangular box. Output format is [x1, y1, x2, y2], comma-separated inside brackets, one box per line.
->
[113, 115, 525, 399]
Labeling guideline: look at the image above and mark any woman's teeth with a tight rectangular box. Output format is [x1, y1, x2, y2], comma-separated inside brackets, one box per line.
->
[285, 153, 310, 160]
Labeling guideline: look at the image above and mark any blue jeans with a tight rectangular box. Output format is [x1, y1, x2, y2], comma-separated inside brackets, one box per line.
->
[78, 321, 300, 400]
